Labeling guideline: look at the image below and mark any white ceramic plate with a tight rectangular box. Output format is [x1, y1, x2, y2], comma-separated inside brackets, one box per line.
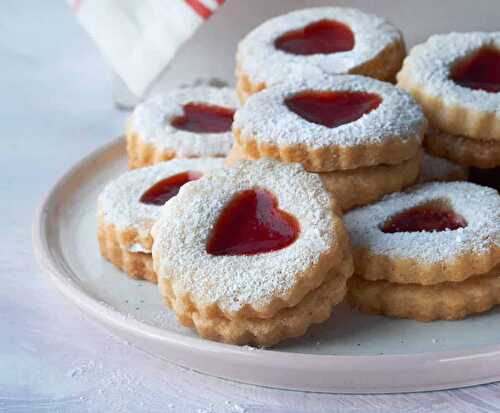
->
[33, 137, 500, 393]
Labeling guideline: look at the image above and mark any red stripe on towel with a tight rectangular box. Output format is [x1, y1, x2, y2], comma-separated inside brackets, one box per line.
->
[185, 0, 212, 19]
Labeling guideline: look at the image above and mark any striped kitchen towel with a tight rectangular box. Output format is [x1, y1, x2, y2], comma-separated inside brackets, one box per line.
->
[70, 0, 224, 98]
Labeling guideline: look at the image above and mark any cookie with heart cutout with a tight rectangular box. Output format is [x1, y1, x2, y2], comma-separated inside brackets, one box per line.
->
[232, 75, 426, 172]
[236, 7, 405, 102]
[126, 86, 239, 169]
[226, 144, 422, 212]
[417, 152, 468, 184]
[397, 32, 500, 141]
[344, 181, 500, 285]
[348, 264, 500, 321]
[151, 159, 353, 326]
[97, 158, 224, 282]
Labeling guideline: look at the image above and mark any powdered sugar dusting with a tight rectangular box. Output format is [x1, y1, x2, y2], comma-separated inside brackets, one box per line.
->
[131, 86, 239, 157]
[234, 75, 426, 148]
[418, 152, 468, 183]
[98, 158, 224, 251]
[398, 32, 500, 113]
[345, 182, 500, 263]
[152, 160, 338, 313]
[237, 7, 403, 85]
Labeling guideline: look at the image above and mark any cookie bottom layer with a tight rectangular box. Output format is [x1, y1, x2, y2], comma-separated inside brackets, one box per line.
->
[163, 263, 351, 346]
[98, 216, 156, 283]
[426, 129, 500, 169]
[348, 265, 500, 321]
[227, 145, 421, 212]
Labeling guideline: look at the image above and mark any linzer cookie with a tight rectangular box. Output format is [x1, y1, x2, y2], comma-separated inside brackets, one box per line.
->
[236, 7, 406, 102]
[97, 158, 224, 282]
[345, 182, 500, 285]
[227, 144, 422, 212]
[233, 75, 426, 172]
[398, 32, 500, 141]
[346, 182, 500, 321]
[151, 159, 353, 346]
[418, 152, 468, 184]
[126, 86, 238, 169]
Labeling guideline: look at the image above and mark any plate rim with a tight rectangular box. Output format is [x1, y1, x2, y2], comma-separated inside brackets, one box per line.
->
[32, 136, 500, 393]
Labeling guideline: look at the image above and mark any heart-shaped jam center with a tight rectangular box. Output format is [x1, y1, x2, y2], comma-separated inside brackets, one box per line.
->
[285, 91, 382, 128]
[171, 103, 235, 133]
[206, 189, 300, 256]
[381, 202, 467, 233]
[275, 19, 355, 55]
[140, 171, 202, 206]
[451, 48, 500, 93]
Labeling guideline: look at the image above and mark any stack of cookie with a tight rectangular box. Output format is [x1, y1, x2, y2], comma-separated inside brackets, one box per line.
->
[151, 160, 353, 346]
[229, 7, 427, 212]
[346, 182, 500, 321]
[98, 157, 354, 346]
[98, 158, 225, 283]
[96, 7, 500, 346]
[346, 31, 500, 321]
[398, 33, 500, 183]
[228, 74, 427, 212]
[101, 83, 241, 284]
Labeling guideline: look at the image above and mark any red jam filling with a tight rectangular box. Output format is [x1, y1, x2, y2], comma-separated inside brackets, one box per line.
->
[285, 91, 382, 128]
[381, 203, 467, 233]
[140, 171, 202, 206]
[451, 48, 500, 93]
[171, 103, 235, 133]
[275, 19, 355, 55]
[206, 189, 300, 256]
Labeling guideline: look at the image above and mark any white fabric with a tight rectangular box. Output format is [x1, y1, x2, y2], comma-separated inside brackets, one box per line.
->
[71, 0, 222, 97]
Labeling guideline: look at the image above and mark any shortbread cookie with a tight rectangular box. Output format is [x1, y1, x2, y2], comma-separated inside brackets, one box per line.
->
[425, 128, 500, 169]
[418, 152, 468, 184]
[227, 144, 422, 212]
[152, 159, 353, 320]
[348, 265, 500, 321]
[98, 159, 224, 282]
[345, 182, 500, 285]
[398, 32, 500, 141]
[166, 262, 351, 346]
[236, 7, 405, 102]
[233, 75, 426, 172]
[127, 86, 238, 168]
